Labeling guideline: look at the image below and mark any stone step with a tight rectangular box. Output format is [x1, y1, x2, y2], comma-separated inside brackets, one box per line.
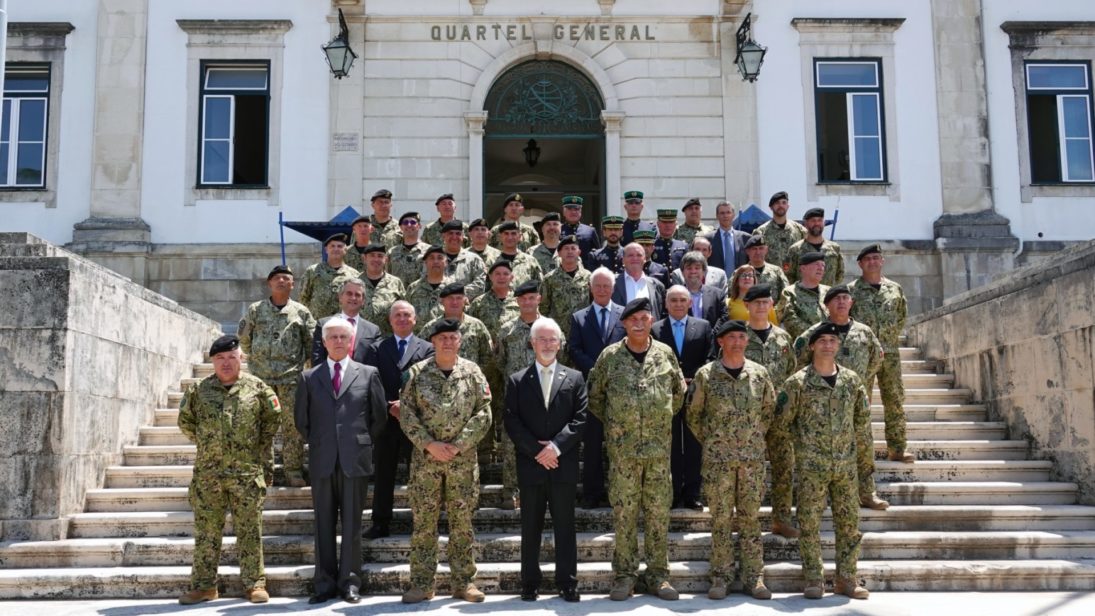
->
[899, 359, 939, 373]
[6, 530, 1095, 570]
[2, 558, 1093, 597]
[898, 347, 920, 360]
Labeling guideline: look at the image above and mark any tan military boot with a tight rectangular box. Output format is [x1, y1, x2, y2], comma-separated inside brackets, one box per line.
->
[860, 493, 891, 510]
[245, 587, 269, 603]
[178, 588, 218, 604]
[707, 577, 728, 600]
[771, 520, 800, 539]
[608, 578, 634, 601]
[653, 580, 679, 601]
[285, 470, 307, 487]
[835, 577, 870, 599]
[803, 583, 824, 600]
[888, 448, 916, 464]
[401, 587, 434, 604]
[452, 582, 485, 602]
[749, 578, 772, 600]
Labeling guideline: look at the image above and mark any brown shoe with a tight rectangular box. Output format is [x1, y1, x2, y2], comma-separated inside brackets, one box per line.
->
[749, 579, 772, 600]
[803, 583, 824, 600]
[285, 470, 307, 487]
[608, 578, 634, 601]
[707, 577, 728, 600]
[888, 448, 916, 464]
[771, 520, 800, 539]
[452, 583, 485, 602]
[860, 493, 891, 510]
[245, 587, 269, 603]
[835, 576, 870, 599]
[401, 587, 434, 604]
[178, 588, 218, 605]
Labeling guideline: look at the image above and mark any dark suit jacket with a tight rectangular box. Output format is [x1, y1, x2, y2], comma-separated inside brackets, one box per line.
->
[693, 284, 728, 327]
[312, 315, 383, 365]
[294, 359, 387, 477]
[706, 228, 752, 272]
[611, 273, 666, 320]
[504, 363, 588, 485]
[361, 334, 434, 403]
[652, 316, 715, 379]
[567, 302, 626, 376]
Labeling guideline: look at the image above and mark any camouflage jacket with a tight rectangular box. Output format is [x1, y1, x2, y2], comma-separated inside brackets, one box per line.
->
[754, 219, 807, 272]
[178, 373, 281, 485]
[467, 291, 519, 344]
[399, 357, 492, 461]
[686, 359, 775, 463]
[422, 218, 468, 247]
[674, 222, 715, 246]
[469, 245, 502, 269]
[370, 216, 403, 249]
[492, 251, 543, 290]
[539, 266, 591, 338]
[496, 316, 538, 380]
[776, 364, 869, 473]
[848, 276, 907, 353]
[776, 282, 830, 341]
[587, 339, 686, 460]
[528, 243, 562, 276]
[744, 325, 797, 386]
[784, 238, 844, 286]
[419, 314, 495, 371]
[237, 298, 316, 384]
[361, 272, 405, 336]
[794, 319, 883, 384]
[490, 221, 540, 252]
[386, 241, 431, 288]
[344, 243, 372, 272]
[754, 261, 790, 300]
[405, 278, 445, 334]
[444, 249, 488, 300]
[299, 262, 361, 321]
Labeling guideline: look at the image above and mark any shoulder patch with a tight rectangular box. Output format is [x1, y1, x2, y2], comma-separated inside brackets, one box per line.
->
[268, 392, 282, 413]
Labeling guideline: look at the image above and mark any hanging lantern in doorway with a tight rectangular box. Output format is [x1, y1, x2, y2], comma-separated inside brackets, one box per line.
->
[524, 138, 541, 167]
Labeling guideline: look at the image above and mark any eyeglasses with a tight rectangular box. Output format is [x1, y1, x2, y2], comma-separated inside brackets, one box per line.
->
[400, 219, 419, 226]
[533, 337, 561, 344]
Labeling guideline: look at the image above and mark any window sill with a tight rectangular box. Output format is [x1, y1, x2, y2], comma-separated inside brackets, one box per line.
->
[1021, 182, 1095, 202]
[189, 185, 273, 204]
[0, 188, 55, 208]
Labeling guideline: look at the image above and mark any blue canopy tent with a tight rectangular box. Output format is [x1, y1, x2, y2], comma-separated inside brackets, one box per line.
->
[277, 206, 363, 265]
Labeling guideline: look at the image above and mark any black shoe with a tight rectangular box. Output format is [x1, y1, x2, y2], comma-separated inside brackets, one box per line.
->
[685, 498, 705, 511]
[560, 587, 581, 602]
[520, 584, 539, 601]
[308, 591, 337, 604]
[342, 586, 361, 603]
[364, 524, 390, 539]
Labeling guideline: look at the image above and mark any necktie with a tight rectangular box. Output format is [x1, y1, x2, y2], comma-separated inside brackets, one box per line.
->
[673, 320, 685, 355]
[347, 317, 356, 350]
[722, 231, 733, 276]
[691, 293, 702, 318]
[397, 338, 407, 360]
[332, 362, 342, 395]
[599, 306, 608, 337]
[540, 366, 553, 405]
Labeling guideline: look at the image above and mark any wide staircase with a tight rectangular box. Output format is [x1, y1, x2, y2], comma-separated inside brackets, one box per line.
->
[2, 341, 1094, 598]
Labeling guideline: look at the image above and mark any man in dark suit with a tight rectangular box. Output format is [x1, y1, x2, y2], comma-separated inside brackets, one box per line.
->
[567, 266, 625, 508]
[361, 300, 435, 539]
[677, 251, 728, 327]
[294, 317, 387, 604]
[311, 279, 382, 364]
[612, 243, 666, 319]
[652, 286, 715, 510]
[706, 201, 752, 277]
[504, 317, 587, 603]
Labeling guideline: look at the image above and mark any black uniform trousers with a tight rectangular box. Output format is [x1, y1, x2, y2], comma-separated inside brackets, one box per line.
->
[671, 413, 703, 502]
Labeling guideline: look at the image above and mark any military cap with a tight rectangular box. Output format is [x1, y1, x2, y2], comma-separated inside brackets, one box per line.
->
[435, 193, 454, 205]
[429, 318, 461, 339]
[422, 245, 445, 260]
[620, 297, 653, 320]
[497, 220, 520, 232]
[363, 243, 387, 255]
[633, 229, 656, 244]
[744, 234, 766, 249]
[557, 235, 578, 248]
[769, 191, 789, 207]
[541, 212, 561, 223]
[469, 218, 489, 230]
[324, 233, 349, 246]
[488, 259, 513, 274]
[803, 207, 825, 219]
[266, 264, 293, 280]
[857, 243, 883, 261]
[514, 280, 540, 297]
[503, 192, 524, 206]
[824, 284, 852, 304]
[441, 219, 464, 233]
[800, 251, 825, 265]
[350, 215, 372, 228]
[562, 195, 584, 207]
[439, 282, 466, 298]
[714, 319, 748, 339]
[681, 197, 702, 212]
[601, 215, 625, 228]
[809, 322, 842, 345]
[742, 283, 773, 302]
[371, 189, 392, 202]
[399, 211, 421, 224]
[209, 334, 240, 356]
[657, 209, 678, 222]
[623, 190, 644, 202]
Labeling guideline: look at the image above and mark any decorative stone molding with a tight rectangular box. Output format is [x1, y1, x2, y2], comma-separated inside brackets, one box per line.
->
[469, 0, 487, 17]
[176, 19, 293, 39]
[598, 0, 615, 17]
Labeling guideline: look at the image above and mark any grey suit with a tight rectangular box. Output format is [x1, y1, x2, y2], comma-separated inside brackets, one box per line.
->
[312, 315, 383, 365]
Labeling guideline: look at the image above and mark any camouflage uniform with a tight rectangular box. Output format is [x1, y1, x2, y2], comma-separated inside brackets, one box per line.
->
[469, 245, 501, 270]
[776, 282, 830, 341]
[299, 262, 361, 320]
[495, 316, 540, 495]
[387, 241, 431, 289]
[422, 219, 468, 247]
[490, 221, 540, 252]
[754, 219, 807, 272]
[795, 320, 883, 499]
[237, 299, 316, 477]
[444, 249, 488, 300]
[754, 262, 790, 300]
[744, 325, 798, 528]
[360, 272, 405, 336]
[775, 365, 868, 586]
[492, 251, 543, 291]
[588, 340, 686, 588]
[849, 276, 909, 452]
[539, 266, 591, 339]
[399, 357, 492, 591]
[405, 278, 445, 334]
[344, 244, 371, 272]
[370, 216, 403, 249]
[686, 359, 775, 586]
[177, 373, 281, 592]
[784, 238, 845, 286]
[528, 243, 562, 276]
[466, 291, 519, 455]
[673, 222, 715, 246]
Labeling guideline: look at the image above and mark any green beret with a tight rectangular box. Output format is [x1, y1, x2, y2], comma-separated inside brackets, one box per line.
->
[809, 322, 842, 345]
[429, 318, 461, 339]
[714, 319, 748, 339]
[497, 220, 520, 232]
[514, 281, 540, 297]
[803, 207, 825, 219]
[324, 233, 349, 247]
[623, 190, 644, 202]
[503, 192, 523, 205]
[562, 195, 584, 207]
[633, 229, 656, 243]
[541, 212, 561, 223]
[371, 189, 392, 201]
[441, 219, 464, 233]
[266, 265, 293, 280]
[682, 197, 701, 211]
[209, 334, 240, 357]
[824, 284, 852, 304]
[656, 209, 677, 221]
[800, 251, 825, 265]
[743, 283, 772, 302]
[857, 243, 882, 261]
[620, 297, 652, 320]
[601, 216, 625, 228]
[435, 193, 454, 205]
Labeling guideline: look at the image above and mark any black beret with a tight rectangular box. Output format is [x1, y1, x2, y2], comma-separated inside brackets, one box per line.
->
[468, 218, 489, 230]
[682, 197, 702, 211]
[857, 243, 883, 261]
[557, 235, 578, 248]
[824, 284, 852, 304]
[714, 319, 748, 339]
[323, 233, 349, 246]
[266, 264, 293, 280]
[435, 193, 454, 205]
[744, 235, 766, 249]
[488, 259, 513, 274]
[350, 215, 372, 227]
[399, 211, 420, 224]
[503, 192, 523, 205]
[514, 281, 540, 297]
[371, 189, 392, 201]
[809, 322, 842, 345]
[800, 251, 825, 265]
[768, 191, 789, 207]
[497, 220, 519, 232]
[541, 212, 561, 223]
[209, 334, 240, 356]
[363, 243, 387, 255]
[422, 245, 445, 259]
[439, 282, 466, 298]
[441, 219, 464, 233]
[742, 283, 772, 302]
[620, 297, 652, 320]
[803, 207, 825, 219]
[429, 318, 461, 339]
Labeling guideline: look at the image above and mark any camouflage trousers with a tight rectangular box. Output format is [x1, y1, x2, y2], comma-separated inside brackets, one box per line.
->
[855, 398, 877, 500]
[268, 381, 305, 475]
[608, 456, 672, 586]
[407, 454, 480, 590]
[869, 351, 907, 451]
[483, 375, 518, 496]
[188, 475, 266, 591]
[765, 425, 795, 526]
[796, 464, 861, 583]
[704, 462, 765, 584]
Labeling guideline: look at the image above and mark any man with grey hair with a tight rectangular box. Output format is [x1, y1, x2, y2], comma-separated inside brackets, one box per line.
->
[670, 241, 727, 291]
[312, 278, 382, 365]
[705, 202, 751, 277]
[670, 251, 727, 326]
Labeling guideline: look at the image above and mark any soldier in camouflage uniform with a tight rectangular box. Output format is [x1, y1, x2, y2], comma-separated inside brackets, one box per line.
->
[775, 324, 871, 601]
[467, 218, 502, 268]
[344, 215, 374, 272]
[399, 319, 493, 604]
[743, 235, 789, 299]
[490, 192, 540, 251]
[687, 320, 776, 600]
[588, 297, 687, 602]
[775, 252, 830, 340]
[441, 221, 488, 300]
[387, 212, 431, 288]
[177, 335, 281, 605]
[589, 216, 625, 274]
[368, 189, 404, 249]
[493, 220, 543, 291]
[849, 244, 914, 463]
[405, 246, 449, 333]
[784, 208, 844, 286]
[299, 233, 362, 320]
[237, 265, 316, 488]
[358, 243, 405, 336]
[674, 197, 715, 246]
[795, 285, 888, 510]
[420, 283, 495, 372]
[422, 193, 468, 247]
[740, 284, 799, 538]
[467, 260, 520, 462]
[528, 212, 563, 275]
[753, 191, 807, 271]
[539, 235, 591, 339]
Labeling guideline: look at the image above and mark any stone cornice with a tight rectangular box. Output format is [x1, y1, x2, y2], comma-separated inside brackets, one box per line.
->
[7, 22, 76, 37]
[791, 17, 905, 33]
[1000, 21, 1095, 36]
[177, 19, 293, 36]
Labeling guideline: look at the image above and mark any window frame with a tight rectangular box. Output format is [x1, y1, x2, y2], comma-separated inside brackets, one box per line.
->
[1, 63, 51, 189]
[196, 59, 271, 188]
[1023, 60, 1095, 185]
[813, 57, 888, 184]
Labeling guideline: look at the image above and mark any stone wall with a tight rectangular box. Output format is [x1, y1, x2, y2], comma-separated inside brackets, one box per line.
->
[0, 233, 221, 540]
[907, 239, 1095, 505]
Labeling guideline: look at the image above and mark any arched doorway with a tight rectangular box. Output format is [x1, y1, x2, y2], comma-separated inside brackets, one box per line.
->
[482, 60, 605, 226]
